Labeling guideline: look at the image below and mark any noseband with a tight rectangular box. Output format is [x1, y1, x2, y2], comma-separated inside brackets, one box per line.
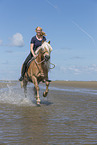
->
[42, 50, 49, 55]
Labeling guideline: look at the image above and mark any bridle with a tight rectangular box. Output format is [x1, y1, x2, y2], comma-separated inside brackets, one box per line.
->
[35, 50, 55, 69]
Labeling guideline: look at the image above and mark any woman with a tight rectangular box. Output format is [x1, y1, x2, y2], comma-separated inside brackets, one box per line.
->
[19, 26, 46, 81]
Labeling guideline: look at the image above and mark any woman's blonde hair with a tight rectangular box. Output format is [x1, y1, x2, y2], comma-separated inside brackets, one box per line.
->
[35, 26, 47, 36]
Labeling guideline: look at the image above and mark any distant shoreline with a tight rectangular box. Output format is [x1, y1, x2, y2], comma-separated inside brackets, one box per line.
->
[0, 80, 97, 90]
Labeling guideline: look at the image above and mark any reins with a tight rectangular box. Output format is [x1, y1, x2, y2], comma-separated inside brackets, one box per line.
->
[35, 57, 55, 69]
[49, 62, 55, 69]
[35, 58, 45, 64]
[28, 49, 55, 70]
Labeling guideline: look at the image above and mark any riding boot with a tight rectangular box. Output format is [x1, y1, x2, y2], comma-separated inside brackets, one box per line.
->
[19, 63, 26, 81]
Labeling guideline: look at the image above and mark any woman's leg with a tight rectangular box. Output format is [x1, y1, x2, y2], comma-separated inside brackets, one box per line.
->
[19, 53, 33, 81]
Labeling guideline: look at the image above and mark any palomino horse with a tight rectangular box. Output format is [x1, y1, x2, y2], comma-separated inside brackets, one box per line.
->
[20, 41, 53, 105]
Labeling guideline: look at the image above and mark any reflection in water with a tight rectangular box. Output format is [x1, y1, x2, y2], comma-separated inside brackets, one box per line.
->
[0, 81, 97, 144]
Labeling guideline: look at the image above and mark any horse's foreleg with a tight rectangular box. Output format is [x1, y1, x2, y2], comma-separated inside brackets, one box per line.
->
[32, 76, 40, 105]
[43, 81, 50, 97]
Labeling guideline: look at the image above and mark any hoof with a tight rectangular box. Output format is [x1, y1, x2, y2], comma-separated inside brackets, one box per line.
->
[37, 101, 41, 106]
[37, 103, 41, 107]
[36, 98, 41, 105]
[43, 92, 48, 97]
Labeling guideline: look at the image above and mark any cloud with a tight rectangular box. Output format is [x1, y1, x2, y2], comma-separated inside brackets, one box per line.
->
[9, 33, 25, 47]
[0, 39, 3, 45]
[60, 64, 97, 75]
[5, 50, 13, 53]
[86, 64, 97, 72]
[68, 66, 81, 75]
[70, 56, 84, 60]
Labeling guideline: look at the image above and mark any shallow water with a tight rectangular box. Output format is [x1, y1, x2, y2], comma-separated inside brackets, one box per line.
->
[0, 81, 97, 145]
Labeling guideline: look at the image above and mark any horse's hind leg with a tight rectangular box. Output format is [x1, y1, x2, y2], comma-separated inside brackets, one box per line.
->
[43, 81, 50, 97]
[23, 80, 27, 98]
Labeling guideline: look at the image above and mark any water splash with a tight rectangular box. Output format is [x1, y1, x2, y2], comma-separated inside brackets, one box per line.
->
[0, 82, 36, 106]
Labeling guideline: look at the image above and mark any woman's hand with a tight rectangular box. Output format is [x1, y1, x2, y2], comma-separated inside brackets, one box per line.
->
[33, 53, 38, 58]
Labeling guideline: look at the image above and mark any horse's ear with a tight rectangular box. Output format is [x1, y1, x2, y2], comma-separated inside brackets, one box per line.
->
[48, 41, 50, 44]
[42, 40, 44, 44]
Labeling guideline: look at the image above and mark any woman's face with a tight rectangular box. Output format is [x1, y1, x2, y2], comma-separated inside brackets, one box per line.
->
[36, 27, 42, 36]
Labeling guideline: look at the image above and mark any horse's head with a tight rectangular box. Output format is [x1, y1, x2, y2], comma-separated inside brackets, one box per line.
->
[35, 41, 53, 62]
[41, 41, 52, 61]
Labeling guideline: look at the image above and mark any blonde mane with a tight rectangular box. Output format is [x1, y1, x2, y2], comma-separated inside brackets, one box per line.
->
[35, 41, 52, 54]
[41, 41, 53, 53]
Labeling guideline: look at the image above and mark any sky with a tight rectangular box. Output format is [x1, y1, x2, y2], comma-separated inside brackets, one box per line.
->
[0, 0, 97, 81]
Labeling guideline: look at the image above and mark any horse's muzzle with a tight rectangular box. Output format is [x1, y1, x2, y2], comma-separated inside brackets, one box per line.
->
[45, 55, 50, 61]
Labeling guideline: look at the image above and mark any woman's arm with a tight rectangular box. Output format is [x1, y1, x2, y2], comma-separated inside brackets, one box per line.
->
[30, 43, 36, 57]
